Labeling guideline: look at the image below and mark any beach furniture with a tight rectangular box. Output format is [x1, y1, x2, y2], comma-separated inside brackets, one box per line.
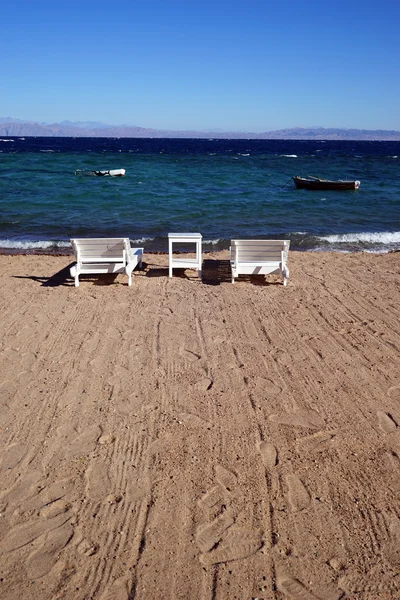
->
[230, 239, 290, 286]
[168, 233, 203, 279]
[70, 238, 143, 287]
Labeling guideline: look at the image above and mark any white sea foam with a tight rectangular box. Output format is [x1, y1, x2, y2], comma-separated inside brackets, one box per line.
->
[0, 139, 14, 142]
[203, 238, 222, 245]
[130, 236, 154, 244]
[0, 240, 70, 249]
[281, 154, 297, 158]
[318, 231, 400, 244]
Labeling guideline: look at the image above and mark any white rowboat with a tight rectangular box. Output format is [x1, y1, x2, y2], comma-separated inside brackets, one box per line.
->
[75, 168, 126, 177]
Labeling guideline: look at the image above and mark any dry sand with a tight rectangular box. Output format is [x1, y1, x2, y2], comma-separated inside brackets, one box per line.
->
[0, 250, 399, 600]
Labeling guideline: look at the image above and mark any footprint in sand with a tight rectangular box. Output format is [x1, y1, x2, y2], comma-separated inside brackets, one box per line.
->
[175, 410, 212, 429]
[22, 477, 75, 513]
[99, 575, 133, 600]
[26, 520, 73, 578]
[377, 411, 398, 433]
[0, 469, 43, 513]
[215, 465, 238, 493]
[64, 424, 103, 459]
[277, 575, 344, 600]
[200, 527, 263, 565]
[107, 365, 131, 387]
[194, 377, 213, 392]
[258, 441, 278, 468]
[198, 485, 230, 512]
[0, 380, 17, 404]
[277, 575, 321, 600]
[0, 509, 73, 554]
[384, 450, 400, 470]
[388, 385, 400, 400]
[0, 443, 27, 470]
[195, 510, 235, 553]
[253, 377, 282, 399]
[269, 410, 324, 430]
[0, 403, 13, 428]
[338, 568, 398, 596]
[197, 463, 262, 565]
[114, 394, 144, 416]
[85, 457, 112, 503]
[286, 474, 311, 512]
[21, 351, 37, 369]
[43, 424, 102, 467]
[384, 513, 400, 569]
[296, 431, 336, 454]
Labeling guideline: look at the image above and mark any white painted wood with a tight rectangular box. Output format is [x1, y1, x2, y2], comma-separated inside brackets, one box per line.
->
[168, 233, 202, 279]
[70, 238, 143, 287]
[230, 239, 290, 286]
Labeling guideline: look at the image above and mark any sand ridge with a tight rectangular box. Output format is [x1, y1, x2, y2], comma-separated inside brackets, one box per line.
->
[0, 250, 399, 599]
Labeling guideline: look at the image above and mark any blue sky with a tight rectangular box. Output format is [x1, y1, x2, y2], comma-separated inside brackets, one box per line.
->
[2, 0, 400, 132]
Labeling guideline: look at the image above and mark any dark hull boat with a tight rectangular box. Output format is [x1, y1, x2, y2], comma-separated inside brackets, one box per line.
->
[293, 176, 360, 190]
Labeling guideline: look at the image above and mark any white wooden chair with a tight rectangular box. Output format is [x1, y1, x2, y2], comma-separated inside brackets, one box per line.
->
[70, 238, 143, 287]
[230, 239, 290, 286]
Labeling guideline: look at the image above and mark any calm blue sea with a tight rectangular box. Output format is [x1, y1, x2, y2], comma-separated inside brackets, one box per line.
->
[1, 137, 400, 253]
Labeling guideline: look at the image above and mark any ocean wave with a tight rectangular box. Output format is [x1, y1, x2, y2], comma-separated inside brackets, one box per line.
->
[130, 236, 154, 244]
[318, 231, 400, 244]
[0, 139, 14, 142]
[281, 154, 297, 158]
[0, 239, 71, 250]
[203, 238, 223, 245]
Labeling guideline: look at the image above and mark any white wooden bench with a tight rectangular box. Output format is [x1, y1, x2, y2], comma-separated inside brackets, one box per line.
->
[70, 238, 143, 287]
[230, 239, 290, 286]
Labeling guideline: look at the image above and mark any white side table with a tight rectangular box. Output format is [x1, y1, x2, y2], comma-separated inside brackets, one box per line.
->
[168, 233, 203, 279]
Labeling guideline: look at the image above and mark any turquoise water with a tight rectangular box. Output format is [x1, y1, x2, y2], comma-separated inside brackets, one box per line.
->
[1, 137, 400, 252]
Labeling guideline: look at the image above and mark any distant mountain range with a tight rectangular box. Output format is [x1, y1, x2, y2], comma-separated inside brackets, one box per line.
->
[1, 117, 400, 140]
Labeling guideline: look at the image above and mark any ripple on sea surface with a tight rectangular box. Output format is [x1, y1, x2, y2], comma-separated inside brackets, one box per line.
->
[0, 138, 400, 253]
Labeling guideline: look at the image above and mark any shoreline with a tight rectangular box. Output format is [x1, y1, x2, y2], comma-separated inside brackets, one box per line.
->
[1, 240, 400, 257]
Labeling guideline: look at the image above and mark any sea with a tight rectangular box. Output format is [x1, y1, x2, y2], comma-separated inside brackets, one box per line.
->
[1, 136, 400, 254]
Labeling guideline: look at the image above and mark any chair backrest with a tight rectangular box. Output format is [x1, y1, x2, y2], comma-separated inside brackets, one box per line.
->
[231, 239, 290, 263]
[70, 238, 129, 261]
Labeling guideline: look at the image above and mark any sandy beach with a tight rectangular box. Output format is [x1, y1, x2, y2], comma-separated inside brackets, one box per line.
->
[0, 249, 399, 600]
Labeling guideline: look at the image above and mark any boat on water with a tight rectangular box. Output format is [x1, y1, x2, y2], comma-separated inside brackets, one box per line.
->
[75, 168, 126, 177]
[293, 176, 360, 190]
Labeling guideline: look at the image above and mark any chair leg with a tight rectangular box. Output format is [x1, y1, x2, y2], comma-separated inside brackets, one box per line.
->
[282, 265, 289, 286]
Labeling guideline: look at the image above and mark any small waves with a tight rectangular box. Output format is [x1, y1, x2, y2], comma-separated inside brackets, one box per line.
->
[319, 231, 400, 244]
[311, 231, 400, 252]
[0, 239, 71, 250]
[130, 236, 155, 245]
[1, 138, 400, 255]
